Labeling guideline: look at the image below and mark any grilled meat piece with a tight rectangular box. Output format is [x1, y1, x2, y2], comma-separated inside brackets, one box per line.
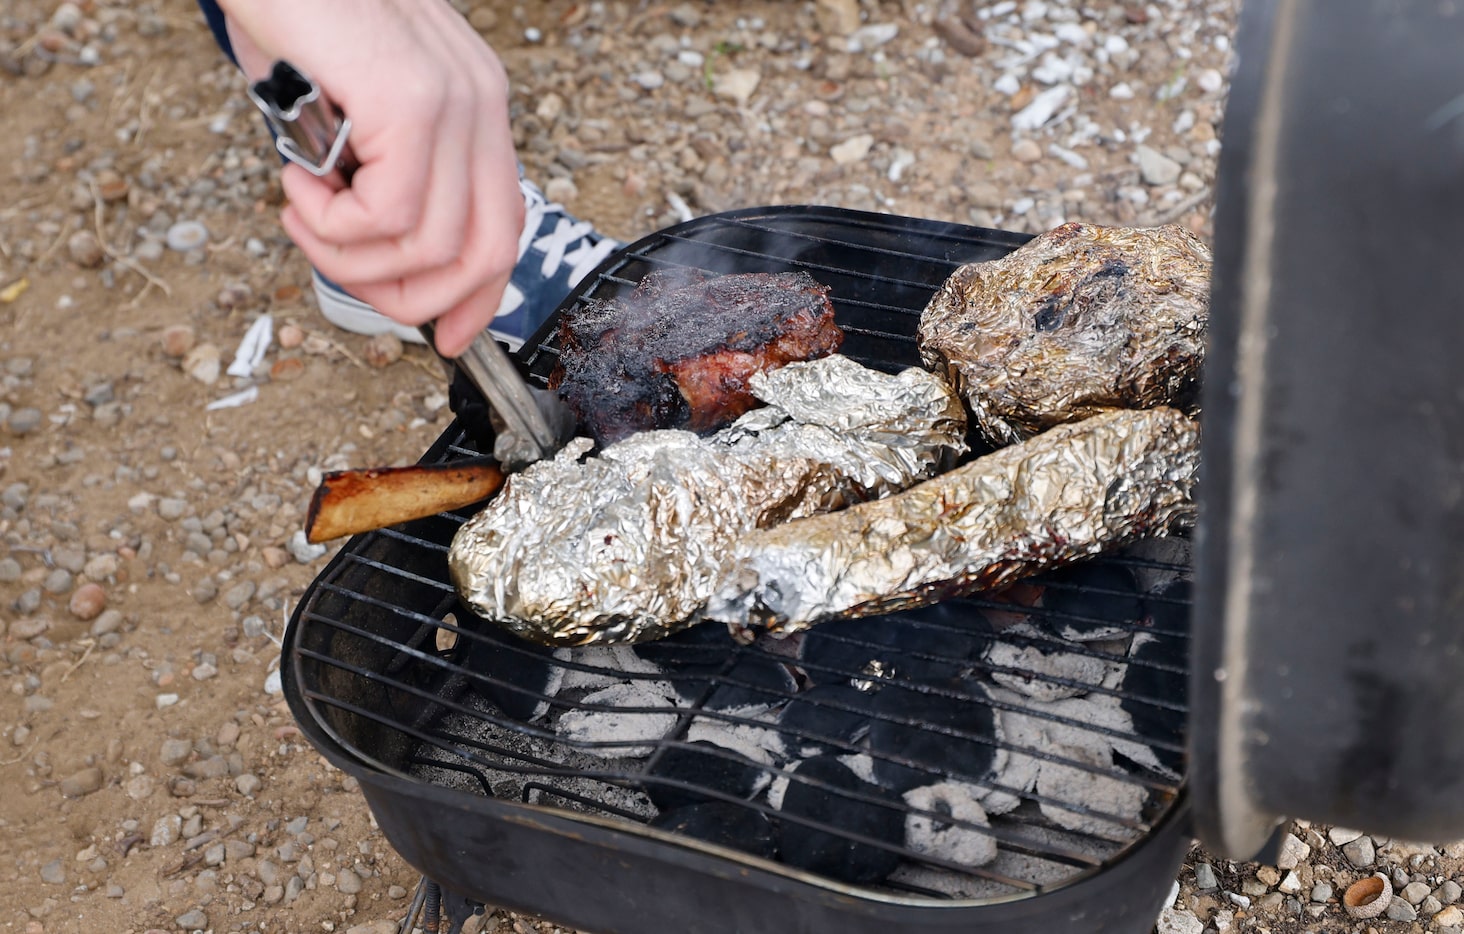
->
[449, 355, 968, 646]
[551, 269, 844, 444]
[918, 222, 1210, 447]
[703, 406, 1199, 635]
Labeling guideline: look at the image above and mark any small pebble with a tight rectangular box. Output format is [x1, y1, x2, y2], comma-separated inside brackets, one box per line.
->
[1386, 896, 1418, 922]
[175, 909, 208, 930]
[67, 230, 104, 268]
[6, 407, 43, 436]
[59, 766, 104, 798]
[161, 324, 196, 358]
[363, 333, 403, 368]
[166, 221, 209, 252]
[1343, 835, 1376, 868]
[182, 344, 222, 385]
[1436, 905, 1464, 928]
[68, 582, 106, 620]
[39, 859, 65, 884]
[277, 323, 305, 348]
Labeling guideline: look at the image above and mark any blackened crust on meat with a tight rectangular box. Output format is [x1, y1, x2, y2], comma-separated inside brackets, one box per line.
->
[917, 222, 1210, 447]
[551, 269, 844, 444]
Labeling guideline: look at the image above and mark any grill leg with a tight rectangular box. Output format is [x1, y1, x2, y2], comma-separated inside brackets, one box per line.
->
[400, 875, 490, 934]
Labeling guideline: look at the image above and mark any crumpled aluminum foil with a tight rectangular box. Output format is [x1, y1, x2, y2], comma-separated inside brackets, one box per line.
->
[919, 223, 1210, 447]
[448, 355, 968, 646]
[702, 406, 1199, 635]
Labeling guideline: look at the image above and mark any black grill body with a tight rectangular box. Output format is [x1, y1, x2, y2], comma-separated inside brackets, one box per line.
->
[283, 207, 1195, 934]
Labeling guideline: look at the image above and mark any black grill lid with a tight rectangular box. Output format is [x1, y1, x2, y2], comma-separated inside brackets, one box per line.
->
[1193, 0, 1464, 858]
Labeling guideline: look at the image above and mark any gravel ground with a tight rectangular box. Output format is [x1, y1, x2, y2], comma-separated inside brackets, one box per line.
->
[1, 0, 1460, 932]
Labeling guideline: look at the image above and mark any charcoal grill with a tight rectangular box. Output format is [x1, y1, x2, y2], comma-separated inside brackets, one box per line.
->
[282, 3, 1464, 931]
[284, 206, 1196, 934]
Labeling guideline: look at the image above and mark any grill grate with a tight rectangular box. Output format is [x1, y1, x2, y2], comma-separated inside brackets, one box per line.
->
[285, 207, 1192, 903]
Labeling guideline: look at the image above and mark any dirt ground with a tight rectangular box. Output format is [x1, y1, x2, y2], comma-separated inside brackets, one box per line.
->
[8, 2, 1430, 934]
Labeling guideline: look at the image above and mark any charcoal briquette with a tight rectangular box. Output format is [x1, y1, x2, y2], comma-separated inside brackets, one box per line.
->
[1121, 579, 1190, 773]
[798, 604, 989, 689]
[642, 740, 769, 811]
[867, 682, 1000, 792]
[651, 801, 778, 861]
[1036, 561, 1145, 641]
[776, 756, 904, 884]
[460, 623, 565, 722]
[776, 685, 879, 757]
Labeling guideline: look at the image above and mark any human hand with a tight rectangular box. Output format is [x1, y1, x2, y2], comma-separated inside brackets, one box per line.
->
[218, 0, 522, 357]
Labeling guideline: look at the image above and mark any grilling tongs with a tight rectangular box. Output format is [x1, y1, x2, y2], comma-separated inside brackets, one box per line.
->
[249, 61, 577, 541]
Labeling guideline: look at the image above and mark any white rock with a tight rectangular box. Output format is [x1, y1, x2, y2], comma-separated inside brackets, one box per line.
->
[1053, 22, 1090, 46]
[1135, 145, 1182, 186]
[1279, 870, 1304, 895]
[830, 134, 875, 165]
[1197, 68, 1226, 94]
[165, 220, 209, 252]
[1031, 53, 1073, 85]
[1329, 826, 1365, 845]
[713, 68, 761, 107]
[1156, 907, 1204, 934]
[1048, 144, 1089, 170]
[994, 74, 1022, 96]
[846, 23, 899, 52]
[887, 148, 916, 183]
[182, 343, 222, 386]
[1011, 85, 1071, 131]
[1110, 82, 1135, 101]
[1276, 831, 1311, 869]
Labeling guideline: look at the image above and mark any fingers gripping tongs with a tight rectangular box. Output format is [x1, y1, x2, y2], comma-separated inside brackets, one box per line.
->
[247, 61, 575, 471]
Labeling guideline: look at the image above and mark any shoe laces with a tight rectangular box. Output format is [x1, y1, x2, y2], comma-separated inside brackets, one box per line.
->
[519, 179, 620, 287]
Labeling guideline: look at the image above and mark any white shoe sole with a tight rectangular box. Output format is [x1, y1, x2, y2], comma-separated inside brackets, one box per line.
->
[311, 271, 531, 352]
[311, 271, 427, 345]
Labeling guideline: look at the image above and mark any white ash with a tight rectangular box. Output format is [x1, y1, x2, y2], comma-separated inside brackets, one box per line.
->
[558, 645, 662, 692]
[988, 688, 1163, 842]
[837, 752, 881, 786]
[904, 781, 998, 868]
[888, 820, 1122, 900]
[555, 681, 681, 759]
[686, 715, 786, 767]
[984, 622, 1125, 701]
[1034, 740, 1148, 842]
[766, 773, 790, 811]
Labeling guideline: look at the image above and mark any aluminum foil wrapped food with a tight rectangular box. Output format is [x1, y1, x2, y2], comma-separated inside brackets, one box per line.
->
[448, 355, 968, 646]
[919, 222, 1210, 447]
[703, 406, 1199, 635]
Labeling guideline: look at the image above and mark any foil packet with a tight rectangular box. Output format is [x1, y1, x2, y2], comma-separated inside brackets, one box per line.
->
[448, 355, 968, 646]
[919, 223, 1210, 447]
[703, 406, 1200, 635]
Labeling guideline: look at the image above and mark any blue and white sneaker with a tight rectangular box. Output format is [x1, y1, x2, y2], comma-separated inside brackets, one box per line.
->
[312, 177, 621, 351]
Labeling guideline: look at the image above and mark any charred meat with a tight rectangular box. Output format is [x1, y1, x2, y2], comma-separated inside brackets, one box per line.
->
[551, 269, 844, 444]
[703, 406, 1199, 635]
[449, 355, 968, 646]
[918, 222, 1210, 447]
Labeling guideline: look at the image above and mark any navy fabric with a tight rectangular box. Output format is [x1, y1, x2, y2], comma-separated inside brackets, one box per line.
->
[196, 0, 237, 65]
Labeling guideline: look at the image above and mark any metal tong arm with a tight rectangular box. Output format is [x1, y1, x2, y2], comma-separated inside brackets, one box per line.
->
[418, 323, 560, 467]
